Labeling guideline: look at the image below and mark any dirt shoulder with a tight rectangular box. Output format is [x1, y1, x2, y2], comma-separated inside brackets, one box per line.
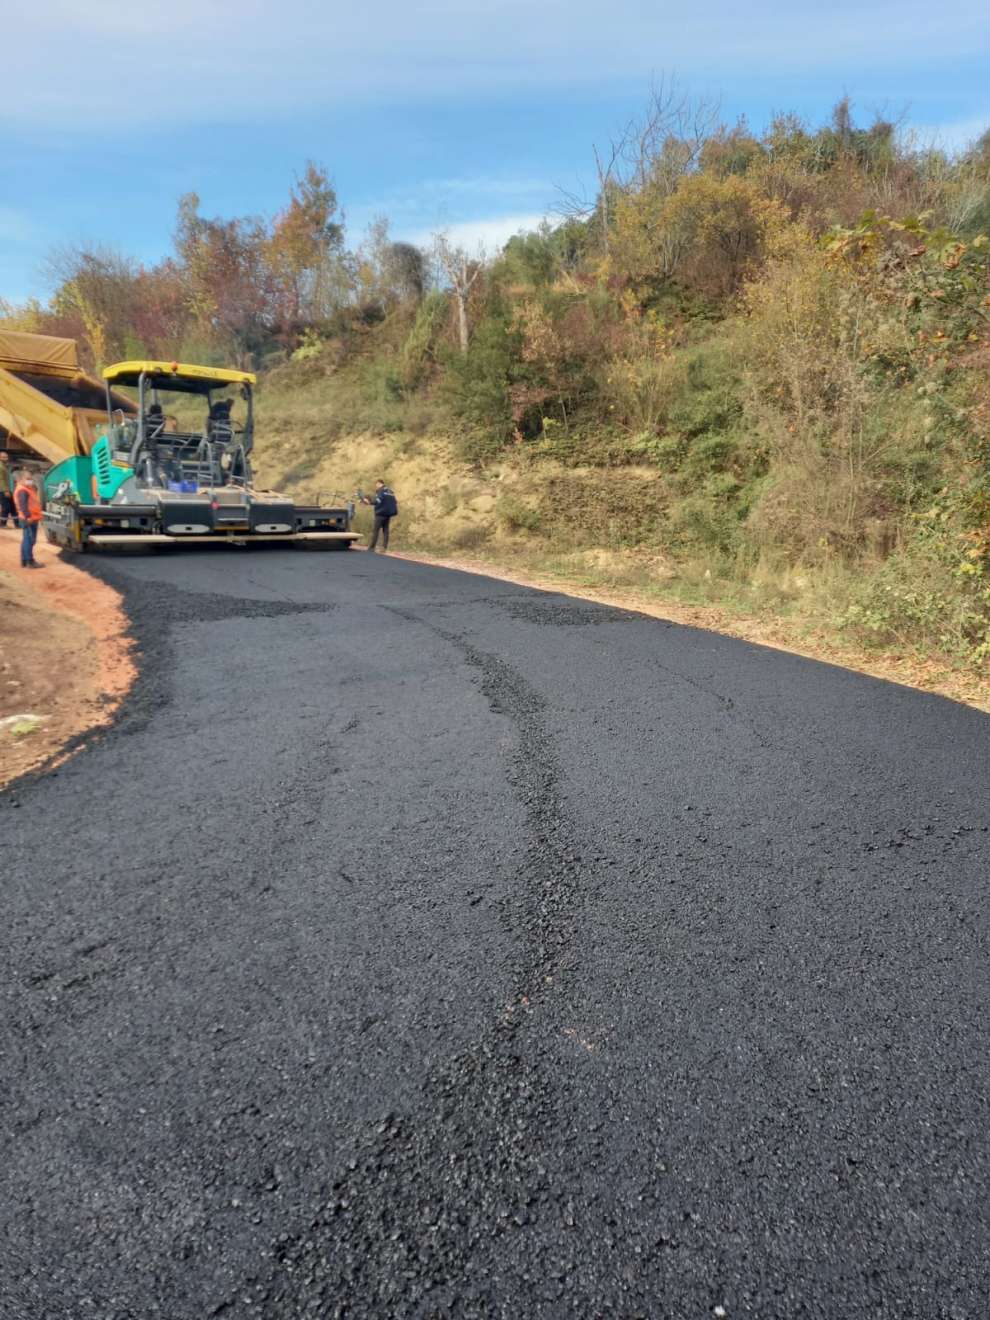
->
[0, 528, 135, 790]
[392, 547, 990, 714]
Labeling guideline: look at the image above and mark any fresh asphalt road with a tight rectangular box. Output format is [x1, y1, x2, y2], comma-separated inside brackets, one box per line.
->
[2, 547, 988, 1319]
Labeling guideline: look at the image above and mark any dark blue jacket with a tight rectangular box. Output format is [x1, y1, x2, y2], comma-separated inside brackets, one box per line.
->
[373, 488, 398, 518]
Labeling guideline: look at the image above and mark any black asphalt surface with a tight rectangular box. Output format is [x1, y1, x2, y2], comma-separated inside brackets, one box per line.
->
[2, 546, 988, 1319]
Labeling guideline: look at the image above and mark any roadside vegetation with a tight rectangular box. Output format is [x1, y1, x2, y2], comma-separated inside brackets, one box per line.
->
[4, 95, 990, 675]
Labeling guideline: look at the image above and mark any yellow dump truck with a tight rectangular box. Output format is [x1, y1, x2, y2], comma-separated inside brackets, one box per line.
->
[0, 330, 135, 465]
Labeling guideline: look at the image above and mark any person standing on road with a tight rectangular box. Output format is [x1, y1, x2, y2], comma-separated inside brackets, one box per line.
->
[360, 479, 398, 553]
[14, 471, 43, 569]
[0, 451, 13, 528]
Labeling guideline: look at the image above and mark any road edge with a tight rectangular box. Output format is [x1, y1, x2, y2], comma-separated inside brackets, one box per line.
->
[388, 547, 990, 715]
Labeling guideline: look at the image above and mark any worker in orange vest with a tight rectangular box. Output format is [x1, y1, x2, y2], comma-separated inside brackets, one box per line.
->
[14, 471, 43, 569]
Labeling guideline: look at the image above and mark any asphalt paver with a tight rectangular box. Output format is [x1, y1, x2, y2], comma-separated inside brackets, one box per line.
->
[2, 547, 988, 1318]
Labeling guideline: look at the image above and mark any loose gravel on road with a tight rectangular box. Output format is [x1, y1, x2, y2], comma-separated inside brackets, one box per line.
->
[2, 547, 988, 1319]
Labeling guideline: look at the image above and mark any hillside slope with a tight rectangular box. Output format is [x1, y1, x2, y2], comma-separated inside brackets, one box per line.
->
[250, 348, 989, 710]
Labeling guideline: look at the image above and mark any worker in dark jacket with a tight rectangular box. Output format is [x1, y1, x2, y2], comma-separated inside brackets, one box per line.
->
[14, 471, 43, 568]
[0, 451, 13, 528]
[360, 479, 398, 552]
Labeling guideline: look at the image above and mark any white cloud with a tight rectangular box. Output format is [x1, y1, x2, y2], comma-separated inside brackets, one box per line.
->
[405, 212, 547, 253]
[4, 0, 989, 131]
[342, 171, 554, 254]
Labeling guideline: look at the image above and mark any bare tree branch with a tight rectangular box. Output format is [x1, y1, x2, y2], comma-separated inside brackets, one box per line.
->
[434, 233, 487, 353]
[555, 76, 721, 260]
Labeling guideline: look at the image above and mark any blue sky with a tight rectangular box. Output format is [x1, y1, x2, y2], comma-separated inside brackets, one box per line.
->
[2, 0, 989, 303]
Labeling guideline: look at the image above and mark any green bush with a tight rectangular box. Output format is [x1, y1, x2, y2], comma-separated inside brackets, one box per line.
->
[666, 494, 745, 556]
[645, 435, 687, 469]
[667, 348, 743, 437]
[682, 432, 740, 479]
[443, 312, 519, 458]
[360, 357, 404, 406]
[401, 291, 449, 387]
[497, 495, 542, 533]
[842, 511, 990, 662]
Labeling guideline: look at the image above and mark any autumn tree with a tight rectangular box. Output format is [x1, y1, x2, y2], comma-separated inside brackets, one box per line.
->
[268, 162, 346, 334]
[612, 174, 787, 300]
[699, 120, 765, 179]
[500, 227, 565, 288]
[514, 299, 572, 429]
[434, 233, 486, 352]
[174, 193, 273, 361]
[354, 218, 428, 320]
[46, 245, 139, 367]
[0, 298, 45, 333]
[128, 260, 192, 359]
[560, 78, 720, 259]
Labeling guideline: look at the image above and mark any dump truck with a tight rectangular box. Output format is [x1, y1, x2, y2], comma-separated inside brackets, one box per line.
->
[33, 358, 359, 551]
[0, 329, 133, 470]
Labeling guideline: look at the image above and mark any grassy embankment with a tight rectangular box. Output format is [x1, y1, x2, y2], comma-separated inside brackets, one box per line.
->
[251, 341, 990, 711]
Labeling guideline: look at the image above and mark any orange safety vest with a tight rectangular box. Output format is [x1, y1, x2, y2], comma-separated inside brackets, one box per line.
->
[14, 480, 42, 524]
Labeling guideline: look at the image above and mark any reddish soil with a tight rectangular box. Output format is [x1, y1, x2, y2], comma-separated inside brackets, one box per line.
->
[0, 527, 135, 789]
